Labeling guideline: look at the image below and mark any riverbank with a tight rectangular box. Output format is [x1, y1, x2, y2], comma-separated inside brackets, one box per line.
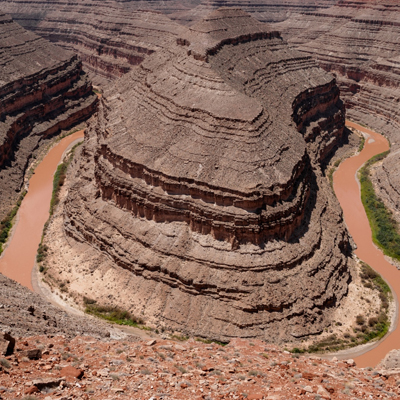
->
[0, 130, 86, 289]
[333, 121, 400, 368]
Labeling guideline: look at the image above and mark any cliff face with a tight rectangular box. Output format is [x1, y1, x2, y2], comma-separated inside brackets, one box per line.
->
[272, 0, 400, 224]
[57, 9, 350, 343]
[171, 0, 340, 25]
[0, 0, 342, 85]
[0, 14, 97, 219]
[0, 0, 188, 86]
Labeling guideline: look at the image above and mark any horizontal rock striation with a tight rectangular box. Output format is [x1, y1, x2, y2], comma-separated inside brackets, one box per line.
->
[0, 0, 188, 85]
[58, 9, 351, 342]
[0, 273, 112, 338]
[0, 0, 341, 85]
[0, 13, 97, 219]
[172, 0, 339, 25]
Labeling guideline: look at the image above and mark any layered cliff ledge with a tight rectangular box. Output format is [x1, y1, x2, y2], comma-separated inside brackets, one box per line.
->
[0, 13, 97, 219]
[43, 9, 351, 343]
[0, 0, 341, 85]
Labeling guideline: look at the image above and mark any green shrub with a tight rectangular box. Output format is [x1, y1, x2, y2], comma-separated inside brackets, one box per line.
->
[360, 150, 400, 261]
[85, 304, 144, 327]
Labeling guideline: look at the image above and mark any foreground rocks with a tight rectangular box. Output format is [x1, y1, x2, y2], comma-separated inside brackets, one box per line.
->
[0, 334, 399, 399]
[0, 273, 112, 339]
[42, 8, 352, 343]
[0, 13, 97, 219]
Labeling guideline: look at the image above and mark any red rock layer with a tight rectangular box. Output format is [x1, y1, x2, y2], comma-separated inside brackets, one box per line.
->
[2, 335, 400, 399]
[61, 9, 350, 343]
[0, 13, 97, 219]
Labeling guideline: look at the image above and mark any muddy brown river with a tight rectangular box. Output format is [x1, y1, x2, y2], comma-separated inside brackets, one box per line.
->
[0, 130, 84, 290]
[334, 121, 397, 367]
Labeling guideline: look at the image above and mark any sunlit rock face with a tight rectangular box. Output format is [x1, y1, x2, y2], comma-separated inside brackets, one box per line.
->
[274, 0, 400, 225]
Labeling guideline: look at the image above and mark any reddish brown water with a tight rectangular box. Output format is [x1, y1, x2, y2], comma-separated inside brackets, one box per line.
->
[0, 130, 84, 290]
[334, 121, 397, 367]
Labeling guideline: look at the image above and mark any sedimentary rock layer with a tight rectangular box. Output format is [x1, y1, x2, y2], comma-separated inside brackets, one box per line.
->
[0, 0, 341, 85]
[59, 9, 350, 342]
[0, 0, 188, 85]
[272, 0, 400, 224]
[0, 13, 96, 219]
[172, 0, 339, 25]
[0, 274, 111, 338]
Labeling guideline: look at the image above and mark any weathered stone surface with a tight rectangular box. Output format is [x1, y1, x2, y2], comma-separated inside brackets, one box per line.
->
[0, 332, 14, 356]
[0, 13, 97, 219]
[3, 335, 400, 399]
[32, 377, 63, 391]
[0, 0, 343, 85]
[0, 273, 110, 338]
[20, 348, 42, 360]
[60, 365, 84, 379]
[58, 9, 350, 342]
[0, 1, 188, 86]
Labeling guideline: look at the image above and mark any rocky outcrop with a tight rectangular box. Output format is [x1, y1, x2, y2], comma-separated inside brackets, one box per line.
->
[0, 13, 97, 219]
[0, 273, 112, 338]
[56, 9, 350, 343]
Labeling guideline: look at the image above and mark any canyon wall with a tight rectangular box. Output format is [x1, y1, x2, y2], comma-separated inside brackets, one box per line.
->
[272, 0, 400, 223]
[0, 0, 342, 85]
[0, 0, 188, 85]
[0, 14, 97, 219]
[53, 9, 350, 343]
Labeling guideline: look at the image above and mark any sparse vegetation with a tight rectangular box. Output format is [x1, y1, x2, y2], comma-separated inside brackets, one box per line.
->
[37, 141, 83, 269]
[359, 150, 400, 261]
[84, 299, 144, 328]
[358, 135, 366, 152]
[0, 191, 26, 254]
[327, 158, 342, 189]
[170, 334, 189, 342]
[289, 261, 391, 354]
[50, 141, 82, 217]
[195, 337, 228, 346]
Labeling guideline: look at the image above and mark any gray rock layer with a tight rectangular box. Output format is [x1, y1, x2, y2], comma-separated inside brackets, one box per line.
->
[0, 273, 110, 338]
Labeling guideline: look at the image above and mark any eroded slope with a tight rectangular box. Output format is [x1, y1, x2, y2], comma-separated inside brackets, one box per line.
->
[0, 0, 188, 85]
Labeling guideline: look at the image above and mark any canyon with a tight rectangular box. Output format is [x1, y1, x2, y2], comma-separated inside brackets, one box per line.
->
[1, 0, 400, 377]
[0, 13, 96, 220]
[0, 0, 340, 85]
